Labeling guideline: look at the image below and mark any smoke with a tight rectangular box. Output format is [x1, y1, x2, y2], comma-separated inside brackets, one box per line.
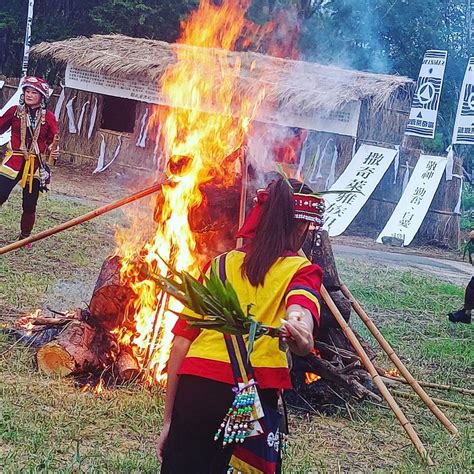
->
[300, 0, 392, 74]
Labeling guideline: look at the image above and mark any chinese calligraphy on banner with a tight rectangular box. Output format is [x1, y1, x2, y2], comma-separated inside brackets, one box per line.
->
[376, 154, 447, 246]
[263, 101, 361, 137]
[406, 50, 447, 139]
[453, 57, 474, 144]
[66, 64, 164, 104]
[322, 144, 399, 237]
[66, 63, 361, 137]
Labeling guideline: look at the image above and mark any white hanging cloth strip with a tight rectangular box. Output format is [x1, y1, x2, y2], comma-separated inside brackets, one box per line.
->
[308, 143, 322, 184]
[101, 135, 122, 173]
[136, 108, 149, 148]
[392, 145, 400, 184]
[77, 101, 90, 134]
[445, 145, 454, 181]
[66, 97, 77, 134]
[94, 135, 123, 174]
[54, 85, 65, 120]
[88, 98, 98, 139]
[325, 142, 338, 190]
[402, 161, 410, 192]
[296, 133, 310, 180]
[93, 134, 106, 174]
[153, 122, 163, 170]
[351, 138, 358, 160]
[453, 176, 463, 214]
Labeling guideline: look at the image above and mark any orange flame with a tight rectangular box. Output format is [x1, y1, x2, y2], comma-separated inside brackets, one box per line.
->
[16, 308, 41, 335]
[385, 368, 401, 378]
[94, 378, 105, 395]
[114, 0, 267, 385]
[305, 372, 321, 384]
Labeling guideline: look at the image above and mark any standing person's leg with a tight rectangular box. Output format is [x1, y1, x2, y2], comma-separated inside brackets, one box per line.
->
[464, 277, 474, 312]
[0, 174, 20, 207]
[20, 179, 40, 238]
[161, 375, 234, 474]
[448, 277, 473, 324]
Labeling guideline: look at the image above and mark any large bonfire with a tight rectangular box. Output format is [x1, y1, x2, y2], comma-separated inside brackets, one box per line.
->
[113, 0, 267, 385]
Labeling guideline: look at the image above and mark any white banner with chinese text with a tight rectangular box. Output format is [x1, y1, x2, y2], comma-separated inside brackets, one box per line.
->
[322, 144, 399, 237]
[406, 50, 447, 139]
[65, 64, 360, 136]
[376, 154, 447, 246]
[452, 57, 474, 144]
[260, 101, 361, 137]
[65, 64, 164, 104]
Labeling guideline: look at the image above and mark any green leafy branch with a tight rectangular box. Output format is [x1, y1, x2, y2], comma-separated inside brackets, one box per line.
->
[143, 258, 281, 358]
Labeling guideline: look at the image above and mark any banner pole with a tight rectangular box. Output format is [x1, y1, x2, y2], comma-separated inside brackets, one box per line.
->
[21, 0, 35, 77]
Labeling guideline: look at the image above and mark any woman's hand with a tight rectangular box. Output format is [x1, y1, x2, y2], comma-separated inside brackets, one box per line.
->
[281, 309, 314, 356]
[156, 422, 170, 462]
[49, 147, 59, 163]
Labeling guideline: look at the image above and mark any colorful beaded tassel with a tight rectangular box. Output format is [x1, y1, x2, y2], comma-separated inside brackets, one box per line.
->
[214, 382, 257, 446]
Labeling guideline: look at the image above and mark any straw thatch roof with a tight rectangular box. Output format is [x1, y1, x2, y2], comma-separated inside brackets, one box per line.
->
[31, 34, 413, 112]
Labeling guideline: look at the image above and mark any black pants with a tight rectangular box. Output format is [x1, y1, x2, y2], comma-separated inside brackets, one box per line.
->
[161, 375, 278, 474]
[465, 277, 474, 311]
[0, 163, 40, 237]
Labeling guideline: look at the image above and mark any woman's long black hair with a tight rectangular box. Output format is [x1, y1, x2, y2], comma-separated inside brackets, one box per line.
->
[242, 177, 314, 286]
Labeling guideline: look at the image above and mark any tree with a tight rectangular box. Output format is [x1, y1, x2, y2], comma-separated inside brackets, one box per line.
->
[0, 0, 199, 77]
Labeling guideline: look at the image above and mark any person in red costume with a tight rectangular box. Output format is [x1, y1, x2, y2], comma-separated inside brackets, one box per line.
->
[0, 76, 58, 239]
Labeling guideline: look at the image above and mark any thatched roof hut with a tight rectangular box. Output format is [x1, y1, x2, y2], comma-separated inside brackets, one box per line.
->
[31, 34, 412, 112]
[19, 34, 460, 247]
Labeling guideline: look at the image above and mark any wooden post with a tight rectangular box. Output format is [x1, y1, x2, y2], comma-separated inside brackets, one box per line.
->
[341, 283, 458, 436]
[320, 285, 434, 465]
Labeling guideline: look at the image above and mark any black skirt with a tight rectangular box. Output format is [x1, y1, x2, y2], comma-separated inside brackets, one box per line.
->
[161, 374, 278, 474]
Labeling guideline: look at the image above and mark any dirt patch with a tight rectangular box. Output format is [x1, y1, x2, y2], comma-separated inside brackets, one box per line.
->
[332, 234, 465, 263]
[51, 161, 132, 205]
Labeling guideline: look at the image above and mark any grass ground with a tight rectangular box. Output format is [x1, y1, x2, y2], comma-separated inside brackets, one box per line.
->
[0, 193, 472, 472]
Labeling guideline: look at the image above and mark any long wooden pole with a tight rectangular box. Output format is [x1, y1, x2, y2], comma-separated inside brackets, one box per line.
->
[0, 181, 166, 255]
[391, 389, 474, 413]
[340, 283, 459, 436]
[386, 376, 474, 397]
[320, 285, 434, 465]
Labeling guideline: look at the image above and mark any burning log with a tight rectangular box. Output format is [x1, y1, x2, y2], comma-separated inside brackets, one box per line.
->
[36, 321, 105, 376]
[115, 350, 140, 382]
[89, 256, 134, 331]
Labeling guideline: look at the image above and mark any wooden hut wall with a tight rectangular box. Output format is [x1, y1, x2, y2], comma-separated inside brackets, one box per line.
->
[298, 131, 355, 192]
[357, 91, 411, 145]
[0, 77, 19, 105]
[56, 88, 161, 175]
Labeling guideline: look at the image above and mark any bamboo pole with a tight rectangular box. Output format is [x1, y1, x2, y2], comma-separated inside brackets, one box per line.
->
[386, 376, 474, 397]
[0, 181, 166, 255]
[340, 283, 459, 436]
[391, 389, 474, 413]
[320, 285, 434, 465]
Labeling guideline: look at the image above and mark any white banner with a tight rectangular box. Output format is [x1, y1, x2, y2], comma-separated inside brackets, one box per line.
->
[66, 64, 164, 105]
[376, 154, 447, 246]
[322, 144, 399, 237]
[66, 64, 360, 137]
[260, 101, 361, 137]
[22, 0, 35, 76]
[406, 50, 447, 139]
[453, 57, 474, 144]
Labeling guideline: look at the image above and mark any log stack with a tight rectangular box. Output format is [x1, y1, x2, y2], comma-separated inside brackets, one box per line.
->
[16, 227, 385, 409]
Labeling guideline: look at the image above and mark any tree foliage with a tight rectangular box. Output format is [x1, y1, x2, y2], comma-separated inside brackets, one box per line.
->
[0, 0, 199, 76]
[0, 0, 472, 171]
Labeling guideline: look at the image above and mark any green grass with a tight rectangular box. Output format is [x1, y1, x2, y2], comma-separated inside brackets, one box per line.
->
[0, 196, 473, 471]
[0, 191, 117, 311]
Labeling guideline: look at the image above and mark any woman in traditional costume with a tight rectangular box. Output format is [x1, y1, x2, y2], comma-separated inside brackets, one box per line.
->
[157, 177, 324, 473]
[0, 76, 58, 239]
